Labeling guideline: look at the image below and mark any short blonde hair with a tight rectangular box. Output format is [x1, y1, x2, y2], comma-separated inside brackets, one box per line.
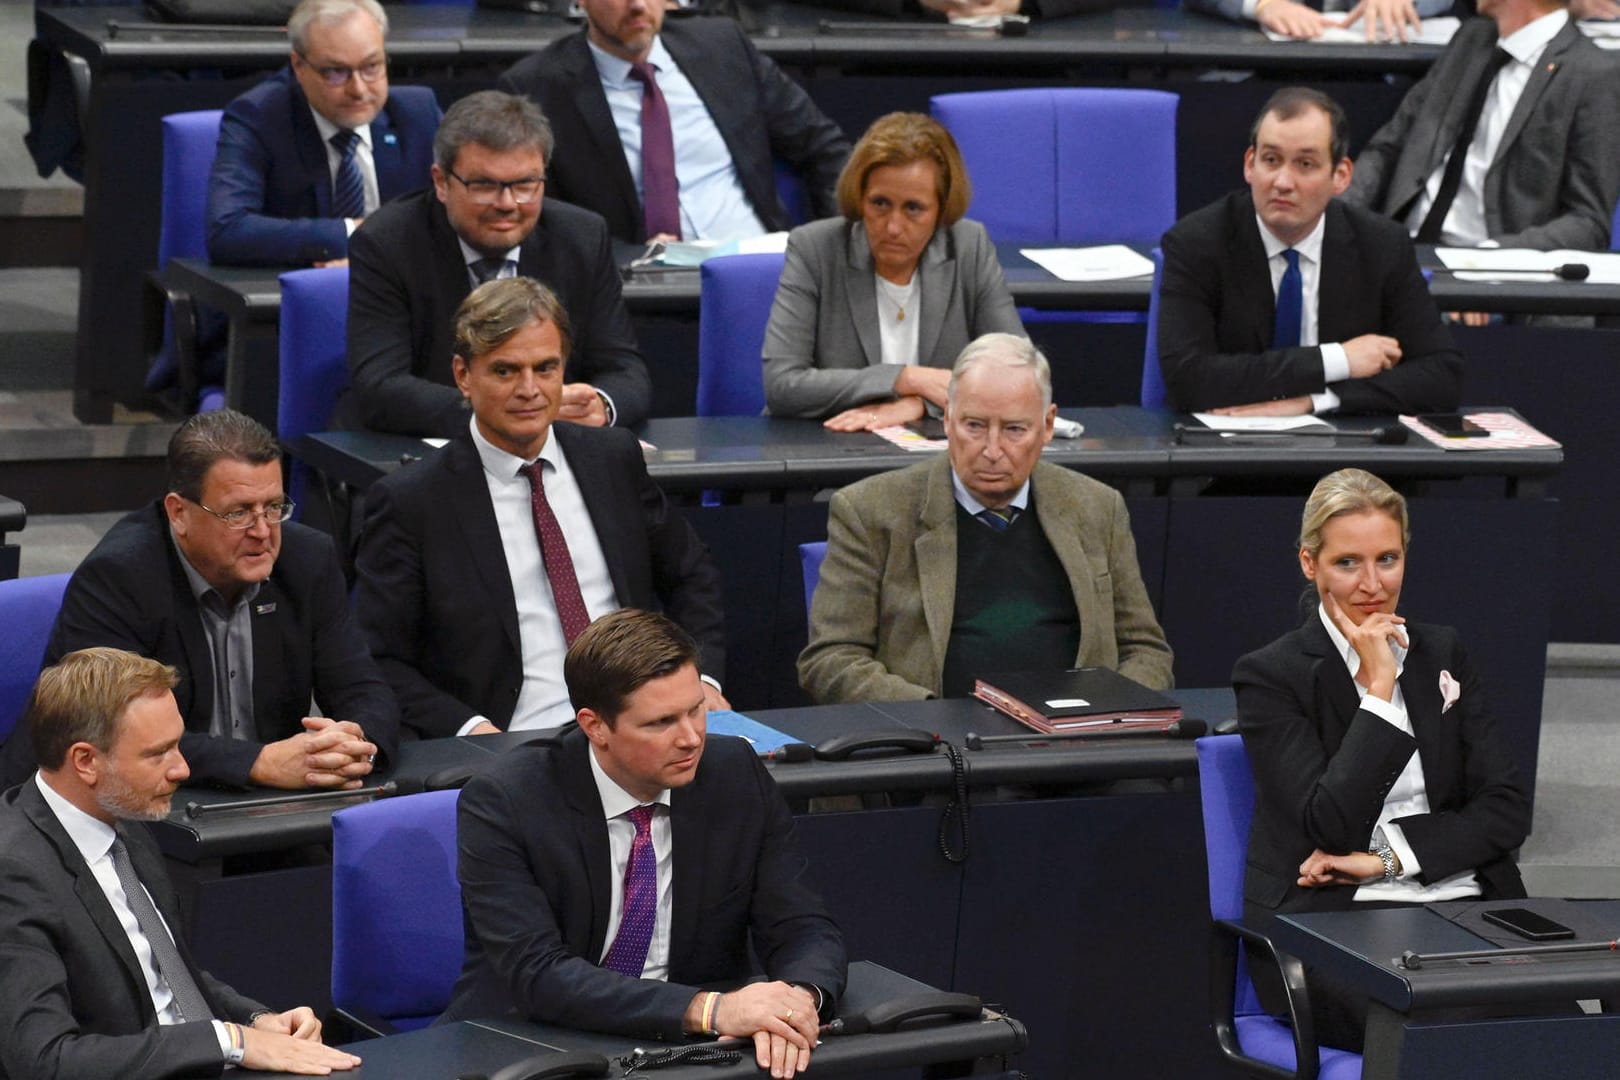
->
[26, 648, 179, 770]
[836, 112, 971, 226]
[1298, 468, 1410, 560]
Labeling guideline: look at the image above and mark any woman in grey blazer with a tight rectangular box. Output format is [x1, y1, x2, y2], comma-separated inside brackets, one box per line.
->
[762, 112, 1024, 428]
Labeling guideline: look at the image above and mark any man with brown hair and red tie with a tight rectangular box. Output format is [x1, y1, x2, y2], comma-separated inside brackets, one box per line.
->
[441, 609, 845, 1080]
[497, 0, 849, 245]
[353, 278, 727, 740]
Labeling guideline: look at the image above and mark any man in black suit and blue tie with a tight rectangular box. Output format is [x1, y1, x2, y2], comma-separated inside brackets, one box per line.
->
[1156, 88, 1462, 417]
[207, 0, 441, 267]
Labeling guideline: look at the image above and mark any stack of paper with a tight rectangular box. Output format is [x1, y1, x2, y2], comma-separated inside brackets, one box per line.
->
[1435, 247, 1620, 285]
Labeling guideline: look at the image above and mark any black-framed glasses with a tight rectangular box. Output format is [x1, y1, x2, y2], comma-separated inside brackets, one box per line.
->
[188, 498, 296, 529]
[446, 169, 546, 206]
[298, 53, 387, 88]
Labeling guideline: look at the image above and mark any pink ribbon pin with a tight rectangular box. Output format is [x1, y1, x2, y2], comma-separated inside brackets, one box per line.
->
[1438, 670, 1460, 714]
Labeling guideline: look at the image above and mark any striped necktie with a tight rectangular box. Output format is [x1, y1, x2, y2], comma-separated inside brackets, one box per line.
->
[329, 129, 366, 219]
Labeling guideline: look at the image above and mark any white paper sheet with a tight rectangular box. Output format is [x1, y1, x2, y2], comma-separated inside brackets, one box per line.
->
[1020, 245, 1155, 282]
[1189, 414, 1333, 432]
[1264, 16, 1458, 44]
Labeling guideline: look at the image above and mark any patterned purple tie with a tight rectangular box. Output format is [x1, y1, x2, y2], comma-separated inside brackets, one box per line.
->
[628, 61, 681, 241]
[516, 462, 590, 645]
[602, 804, 657, 977]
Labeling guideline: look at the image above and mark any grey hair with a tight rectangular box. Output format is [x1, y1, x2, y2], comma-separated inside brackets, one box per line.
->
[948, 332, 1052, 410]
[289, 0, 388, 55]
[434, 91, 555, 174]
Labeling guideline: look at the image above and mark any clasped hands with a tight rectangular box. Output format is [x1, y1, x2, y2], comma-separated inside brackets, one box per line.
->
[250, 717, 378, 790]
[824, 366, 950, 432]
[239, 1007, 363, 1073]
[1209, 334, 1402, 417]
[688, 981, 820, 1079]
[1297, 847, 1389, 888]
[1257, 0, 1421, 41]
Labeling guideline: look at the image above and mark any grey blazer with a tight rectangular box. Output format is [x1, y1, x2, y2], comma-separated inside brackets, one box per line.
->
[798, 457, 1174, 704]
[1346, 16, 1620, 251]
[761, 216, 1024, 419]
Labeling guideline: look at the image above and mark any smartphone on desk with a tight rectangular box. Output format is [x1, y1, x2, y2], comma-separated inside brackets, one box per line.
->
[1482, 907, 1576, 942]
[1419, 413, 1490, 438]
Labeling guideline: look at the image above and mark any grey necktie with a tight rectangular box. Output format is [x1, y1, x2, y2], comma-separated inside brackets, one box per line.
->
[109, 834, 212, 1023]
[471, 257, 509, 285]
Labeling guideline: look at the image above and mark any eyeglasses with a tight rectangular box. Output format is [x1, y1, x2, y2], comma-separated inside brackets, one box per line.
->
[298, 53, 387, 88]
[446, 169, 546, 205]
[188, 498, 296, 529]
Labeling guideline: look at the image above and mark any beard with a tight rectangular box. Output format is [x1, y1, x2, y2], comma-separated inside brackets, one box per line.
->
[95, 763, 172, 822]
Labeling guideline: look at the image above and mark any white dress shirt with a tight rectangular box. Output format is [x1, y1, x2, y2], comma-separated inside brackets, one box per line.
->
[1403, 9, 1568, 247]
[588, 37, 768, 243]
[462, 417, 621, 734]
[309, 109, 379, 234]
[951, 471, 1031, 519]
[874, 271, 920, 370]
[588, 749, 675, 981]
[34, 775, 236, 1059]
[1314, 606, 1483, 903]
[1256, 213, 1349, 414]
[457, 238, 522, 288]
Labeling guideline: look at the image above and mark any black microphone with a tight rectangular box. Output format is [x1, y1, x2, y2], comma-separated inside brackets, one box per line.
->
[965, 717, 1206, 749]
[1556, 263, 1590, 281]
[1173, 423, 1408, 446]
[761, 742, 814, 763]
[1398, 937, 1620, 970]
[183, 776, 424, 819]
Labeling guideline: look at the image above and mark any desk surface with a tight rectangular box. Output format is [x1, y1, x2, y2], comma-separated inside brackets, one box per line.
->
[1270, 899, 1620, 1013]
[41, 4, 1442, 73]
[150, 688, 1233, 863]
[234, 960, 1027, 1079]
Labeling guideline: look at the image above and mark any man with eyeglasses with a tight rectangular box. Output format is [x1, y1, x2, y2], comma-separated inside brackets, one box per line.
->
[345, 90, 651, 436]
[206, 0, 442, 268]
[0, 411, 400, 792]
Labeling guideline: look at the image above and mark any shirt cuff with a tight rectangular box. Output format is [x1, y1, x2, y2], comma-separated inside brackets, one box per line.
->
[1242, 0, 1259, 15]
[1310, 389, 1341, 414]
[458, 715, 492, 737]
[344, 218, 360, 237]
[1358, 691, 1407, 730]
[1319, 342, 1350, 384]
[1382, 821, 1421, 878]
[212, 1020, 242, 1065]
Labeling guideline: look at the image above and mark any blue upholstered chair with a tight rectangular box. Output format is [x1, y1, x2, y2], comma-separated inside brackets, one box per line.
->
[1196, 735, 1363, 1080]
[152, 109, 225, 410]
[697, 252, 785, 417]
[331, 790, 463, 1035]
[0, 573, 71, 741]
[277, 266, 351, 514]
[798, 541, 827, 634]
[1141, 248, 1168, 409]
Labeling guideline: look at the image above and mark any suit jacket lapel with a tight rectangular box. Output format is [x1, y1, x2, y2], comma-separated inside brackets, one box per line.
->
[560, 731, 615, 960]
[1493, 23, 1575, 170]
[160, 515, 217, 735]
[915, 230, 955, 366]
[19, 786, 154, 1021]
[444, 439, 524, 657]
[429, 197, 474, 315]
[914, 459, 958, 684]
[249, 577, 285, 741]
[667, 783, 704, 979]
[843, 225, 883, 368]
[1029, 465, 1100, 661]
[1397, 628, 1447, 782]
[289, 82, 335, 216]
[555, 426, 634, 605]
[1228, 197, 1277, 350]
[370, 107, 403, 199]
[1302, 613, 1363, 749]
[561, 34, 642, 225]
[1317, 203, 1356, 345]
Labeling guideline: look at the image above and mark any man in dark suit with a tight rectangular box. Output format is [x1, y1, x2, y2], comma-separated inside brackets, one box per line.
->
[1157, 87, 1462, 416]
[345, 90, 651, 436]
[354, 278, 724, 740]
[206, 0, 441, 267]
[442, 609, 845, 1080]
[498, 0, 848, 244]
[0, 410, 398, 791]
[0, 647, 361, 1078]
[1346, 0, 1620, 253]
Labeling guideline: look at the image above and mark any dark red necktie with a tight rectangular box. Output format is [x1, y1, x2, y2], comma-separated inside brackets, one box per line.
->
[628, 61, 681, 241]
[517, 462, 590, 645]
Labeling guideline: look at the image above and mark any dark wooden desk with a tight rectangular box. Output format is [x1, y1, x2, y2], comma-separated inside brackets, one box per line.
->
[1268, 900, 1620, 1080]
[0, 496, 24, 580]
[235, 961, 1027, 1079]
[159, 690, 1233, 1079]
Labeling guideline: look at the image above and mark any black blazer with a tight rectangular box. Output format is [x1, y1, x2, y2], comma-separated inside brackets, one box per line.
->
[344, 187, 652, 435]
[439, 726, 847, 1037]
[499, 19, 849, 243]
[207, 65, 441, 266]
[1233, 613, 1529, 915]
[0, 780, 266, 1079]
[0, 502, 400, 789]
[1157, 190, 1463, 414]
[353, 424, 726, 739]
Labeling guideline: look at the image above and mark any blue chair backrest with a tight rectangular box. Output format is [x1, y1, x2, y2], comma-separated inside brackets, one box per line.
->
[1141, 247, 1168, 408]
[1196, 734, 1268, 1018]
[799, 541, 828, 632]
[931, 88, 1178, 246]
[697, 252, 785, 417]
[278, 267, 351, 444]
[332, 789, 463, 1031]
[159, 111, 224, 268]
[0, 574, 71, 741]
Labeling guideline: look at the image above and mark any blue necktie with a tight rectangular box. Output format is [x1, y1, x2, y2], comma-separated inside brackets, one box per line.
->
[330, 130, 366, 220]
[602, 805, 657, 977]
[1272, 248, 1302, 350]
[977, 507, 1018, 531]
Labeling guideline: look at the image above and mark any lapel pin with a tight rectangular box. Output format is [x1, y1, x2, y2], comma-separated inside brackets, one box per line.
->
[254, 602, 277, 615]
[384, 132, 398, 145]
